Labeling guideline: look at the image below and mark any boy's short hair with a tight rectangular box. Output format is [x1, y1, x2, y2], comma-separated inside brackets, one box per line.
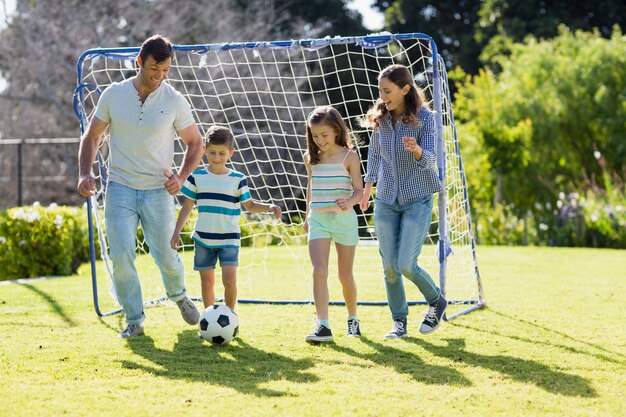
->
[205, 125, 235, 149]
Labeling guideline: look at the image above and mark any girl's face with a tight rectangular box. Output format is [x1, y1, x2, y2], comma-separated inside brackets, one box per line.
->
[310, 123, 339, 153]
[378, 77, 409, 116]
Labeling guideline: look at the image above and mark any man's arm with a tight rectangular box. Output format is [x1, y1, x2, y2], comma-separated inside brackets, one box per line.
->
[77, 117, 109, 197]
[164, 123, 204, 196]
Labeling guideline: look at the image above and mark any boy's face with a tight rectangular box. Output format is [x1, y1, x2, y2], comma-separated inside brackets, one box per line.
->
[205, 143, 234, 168]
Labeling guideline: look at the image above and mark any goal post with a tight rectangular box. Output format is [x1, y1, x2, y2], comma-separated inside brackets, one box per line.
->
[74, 32, 485, 319]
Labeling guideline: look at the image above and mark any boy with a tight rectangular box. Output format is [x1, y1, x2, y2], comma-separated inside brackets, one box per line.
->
[170, 125, 282, 311]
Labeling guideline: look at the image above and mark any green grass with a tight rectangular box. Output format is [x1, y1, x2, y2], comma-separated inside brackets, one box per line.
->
[1, 246, 624, 417]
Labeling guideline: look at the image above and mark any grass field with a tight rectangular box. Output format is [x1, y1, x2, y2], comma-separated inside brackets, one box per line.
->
[1, 246, 624, 417]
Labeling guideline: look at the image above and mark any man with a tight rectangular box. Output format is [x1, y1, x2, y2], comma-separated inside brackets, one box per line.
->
[77, 34, 204, 338]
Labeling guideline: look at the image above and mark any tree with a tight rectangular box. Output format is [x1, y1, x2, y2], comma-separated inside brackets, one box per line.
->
[454, 26, 626, 214]
[0, 0, 365, 209]
[374, 0, 625, 75]
[0, 0, 365, 139]
[373, 0, 485, 75]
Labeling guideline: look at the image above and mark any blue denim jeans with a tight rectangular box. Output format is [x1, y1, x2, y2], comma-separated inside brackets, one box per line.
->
[104, 182, 187, 325]
[374, 195, 440, 320]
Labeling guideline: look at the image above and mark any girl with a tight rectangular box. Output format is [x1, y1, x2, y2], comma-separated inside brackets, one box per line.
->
[303, 106, 364, 343]
[359, 64, 447, 338]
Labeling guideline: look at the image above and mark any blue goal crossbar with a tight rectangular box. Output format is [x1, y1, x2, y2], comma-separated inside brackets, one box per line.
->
[74, 32, 485, 320]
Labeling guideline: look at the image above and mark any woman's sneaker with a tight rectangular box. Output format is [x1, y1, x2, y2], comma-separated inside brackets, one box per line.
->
[305, 324, 333, 343]
[346, 319, 361, 337]
[419, 295, 447, 334]
[385, 318, 408, 339]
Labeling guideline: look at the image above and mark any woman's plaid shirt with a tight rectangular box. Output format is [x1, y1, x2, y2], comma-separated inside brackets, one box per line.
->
[364, 106, 442, 205]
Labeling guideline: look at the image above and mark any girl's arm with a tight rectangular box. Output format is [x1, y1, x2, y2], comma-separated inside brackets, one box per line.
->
[361, 130, 380, 210]
[337, 150, 364, 212]
[171, 197, 195, 250]
[303, 152, 312, 233]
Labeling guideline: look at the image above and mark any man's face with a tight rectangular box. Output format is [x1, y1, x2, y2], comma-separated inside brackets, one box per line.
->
[138, 55, 171, 91]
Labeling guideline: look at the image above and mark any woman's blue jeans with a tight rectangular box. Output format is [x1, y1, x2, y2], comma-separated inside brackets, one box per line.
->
[104, 182, 187, 325]
[374, 196, 440, 320]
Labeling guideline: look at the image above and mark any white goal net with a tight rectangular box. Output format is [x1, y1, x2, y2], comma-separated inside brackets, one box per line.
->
[75, 32, 484, 319]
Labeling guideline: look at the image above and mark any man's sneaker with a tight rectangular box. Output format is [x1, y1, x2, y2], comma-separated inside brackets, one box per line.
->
[419, 294, 447, 334]
[118, 323, 144, 339]
[176, 296, 200, 325]
[385, 318, 408, 339]
[305, 324, 334, 343]
[346, 319, 361, 337]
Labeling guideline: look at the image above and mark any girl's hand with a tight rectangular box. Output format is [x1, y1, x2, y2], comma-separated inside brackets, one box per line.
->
[360, 189, 371, 211]
[336, 198, 352, 212]
[303, 220, 309, 233]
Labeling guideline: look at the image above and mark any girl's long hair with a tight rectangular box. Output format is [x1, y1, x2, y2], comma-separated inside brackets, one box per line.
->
[361, 64, 428, 130]
[306, 106, 354, 165]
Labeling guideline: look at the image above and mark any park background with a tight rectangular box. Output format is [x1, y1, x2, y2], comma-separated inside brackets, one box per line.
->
[0, 1, 624, 416]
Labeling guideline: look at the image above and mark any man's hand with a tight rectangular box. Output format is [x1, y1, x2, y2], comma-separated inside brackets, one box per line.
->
[170, 232, 180, 250]
[163, 170, 184, 195]
[77, 175, 97, 197]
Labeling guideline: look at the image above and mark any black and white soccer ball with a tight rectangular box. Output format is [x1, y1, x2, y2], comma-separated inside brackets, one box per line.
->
[198, 305, 239, 345]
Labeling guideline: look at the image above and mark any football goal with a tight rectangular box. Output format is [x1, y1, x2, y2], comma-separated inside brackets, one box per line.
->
[74, 32, 485, 320]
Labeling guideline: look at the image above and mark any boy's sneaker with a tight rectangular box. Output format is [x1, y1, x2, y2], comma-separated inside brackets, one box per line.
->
[305, 324, 334, 343]
[176, 296, 200, 325]
[419, 294, 447, 334]
[118, 323, 144, 339]
[346, 319, 361, 337]
[385, 318, 408, 339]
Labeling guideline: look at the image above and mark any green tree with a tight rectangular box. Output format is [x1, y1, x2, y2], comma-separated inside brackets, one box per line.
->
[455, 26, 626, 215]
[374, 0, 625, 75]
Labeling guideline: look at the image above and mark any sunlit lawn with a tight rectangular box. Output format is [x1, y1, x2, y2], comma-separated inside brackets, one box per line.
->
[0, 246, 624, 417]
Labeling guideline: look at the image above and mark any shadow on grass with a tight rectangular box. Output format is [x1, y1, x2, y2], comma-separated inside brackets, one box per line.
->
[121, 330, 318, 396]
[408, 338, 597, 397]
[20, 283, 77, 327]
[453, 309, 625, 365]
[327, 336, 471, 386]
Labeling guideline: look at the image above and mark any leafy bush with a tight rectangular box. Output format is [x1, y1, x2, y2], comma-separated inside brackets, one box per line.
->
[474, 203, 532, 246]
[0, 203, 94, 280]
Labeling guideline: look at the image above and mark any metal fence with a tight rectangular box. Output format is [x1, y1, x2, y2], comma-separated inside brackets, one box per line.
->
[0, 138, 83, 210]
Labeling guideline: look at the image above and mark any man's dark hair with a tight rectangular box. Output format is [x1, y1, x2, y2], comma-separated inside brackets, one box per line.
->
[139, 34, 174, 64]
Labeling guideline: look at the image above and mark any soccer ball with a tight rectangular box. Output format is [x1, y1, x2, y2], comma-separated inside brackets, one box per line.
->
[198, 305, 239, 345]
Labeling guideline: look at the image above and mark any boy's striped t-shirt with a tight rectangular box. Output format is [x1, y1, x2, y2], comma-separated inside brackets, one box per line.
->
[180, 168, 251, 248]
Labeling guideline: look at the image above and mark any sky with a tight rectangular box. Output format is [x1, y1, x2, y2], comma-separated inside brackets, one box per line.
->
[347, 0, 385, 31]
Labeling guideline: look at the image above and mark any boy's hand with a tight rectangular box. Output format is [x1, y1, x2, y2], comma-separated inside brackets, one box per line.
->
[170, 232, 180, 250]
[303, 220, 309, 233]
[269, 204, 282, 220]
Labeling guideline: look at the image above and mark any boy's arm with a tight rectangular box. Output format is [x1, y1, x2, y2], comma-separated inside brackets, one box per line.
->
[242, 199, 282, 219]
[171, 197, 195, 250]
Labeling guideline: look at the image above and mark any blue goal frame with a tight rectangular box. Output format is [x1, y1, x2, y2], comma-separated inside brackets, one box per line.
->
[74, 32, 485, 320]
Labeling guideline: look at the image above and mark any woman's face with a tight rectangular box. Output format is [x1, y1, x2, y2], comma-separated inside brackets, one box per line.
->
[378, 77, 409, 116]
